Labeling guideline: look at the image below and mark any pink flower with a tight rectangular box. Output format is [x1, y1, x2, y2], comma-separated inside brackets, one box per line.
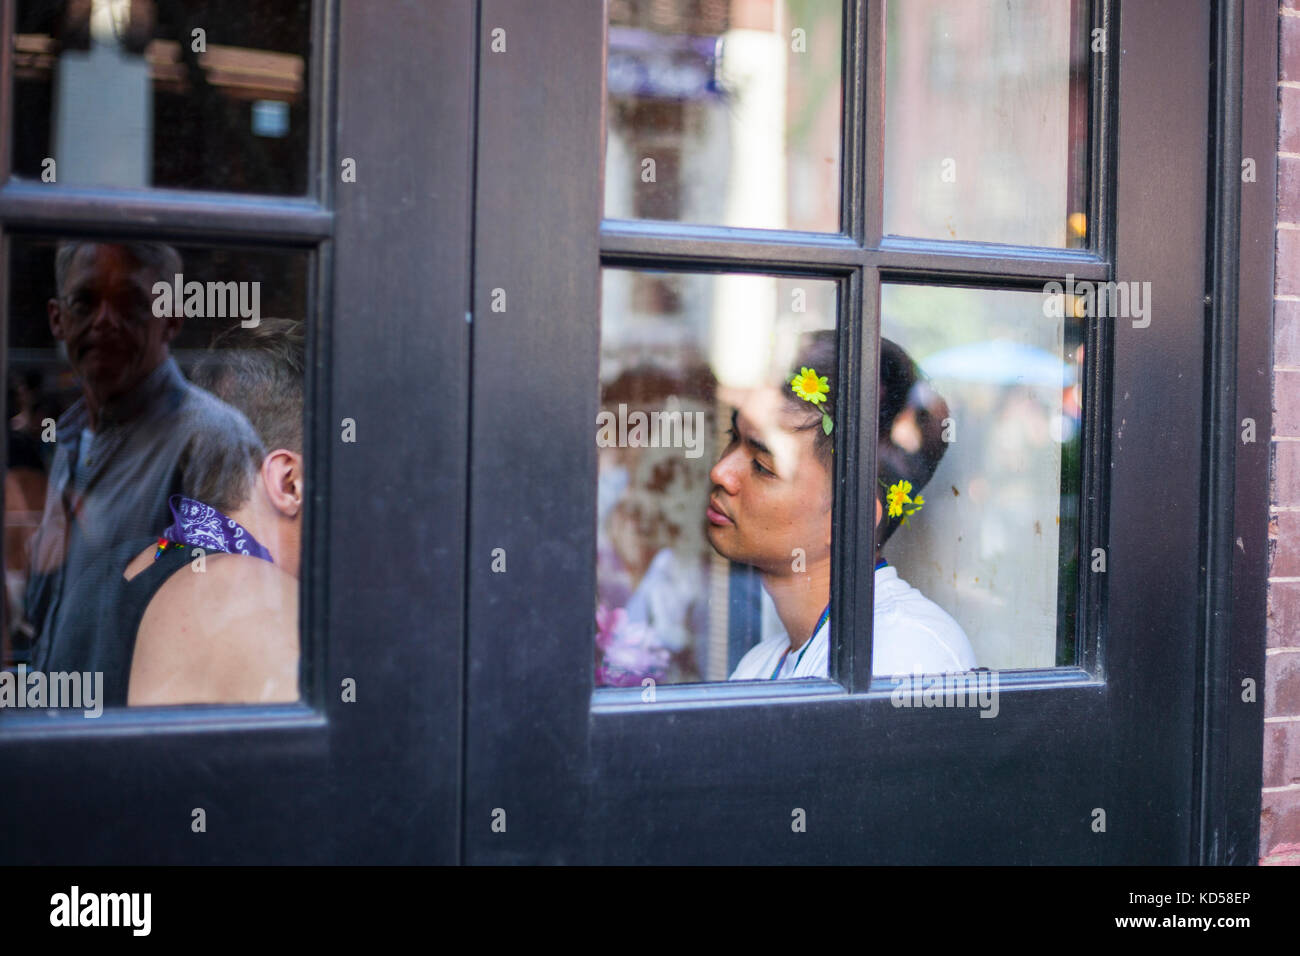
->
[595, 608, 669, 686]
[595, 604, 627, 652]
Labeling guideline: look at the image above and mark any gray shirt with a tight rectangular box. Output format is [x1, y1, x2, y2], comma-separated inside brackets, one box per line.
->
[25, 356, 262, 684]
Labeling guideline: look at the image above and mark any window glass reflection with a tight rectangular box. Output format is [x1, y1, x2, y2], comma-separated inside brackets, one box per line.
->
[2, 237, 307, 712]
[869, 335, 977, 675]
[13, 0, 311, 195]
[606, 0, 843, 232]
[597, 270, 837, 685]
[880, 284, 1084, 670]
[883, 0, 1090, 247]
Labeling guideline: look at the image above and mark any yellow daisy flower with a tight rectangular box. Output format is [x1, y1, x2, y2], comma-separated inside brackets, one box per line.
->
[790, 366, 830, 406]
[887, 480, 912, 518]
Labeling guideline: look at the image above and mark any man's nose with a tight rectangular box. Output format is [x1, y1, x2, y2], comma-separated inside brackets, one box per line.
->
[88, 300, 120, 329]
[709, 448, 741, 493]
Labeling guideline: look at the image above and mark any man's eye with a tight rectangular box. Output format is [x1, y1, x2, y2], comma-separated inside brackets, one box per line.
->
[752, 458, 772, 477]
[725, 426, 739, 444]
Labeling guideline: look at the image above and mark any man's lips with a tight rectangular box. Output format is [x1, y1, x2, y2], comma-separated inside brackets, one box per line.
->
[706, 497, 733, 527]
[79, 342, 121, 361]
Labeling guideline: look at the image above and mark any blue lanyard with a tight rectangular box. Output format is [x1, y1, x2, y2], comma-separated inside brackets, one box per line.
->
[769, 605, 831, 679]
[765, 567, 883, 679]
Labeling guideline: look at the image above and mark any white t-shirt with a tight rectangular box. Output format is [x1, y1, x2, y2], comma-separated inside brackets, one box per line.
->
[729, 565, 976, 681]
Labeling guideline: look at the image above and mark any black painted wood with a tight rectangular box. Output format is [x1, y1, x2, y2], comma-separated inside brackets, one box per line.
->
[846, 265, 873, 692]
[1100, 0, 1210, 862]
[0, 0, 476, 864]
[324, 0, 473, 865]
[464, 0, 606, 864]
[1193, 0, 1245, 866]
[0, 183, 333, 243]
[861, 0, 882, 247]
[600, 220, 863, 270]
[1216, 0, 1272, 866]
[0, 0, 1266, 866]
[875, 238, 1110, 283]
[469, 0, 1232, 864]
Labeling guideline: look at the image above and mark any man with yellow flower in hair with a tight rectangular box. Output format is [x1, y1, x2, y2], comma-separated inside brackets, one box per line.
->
[706, 331, 974, 680]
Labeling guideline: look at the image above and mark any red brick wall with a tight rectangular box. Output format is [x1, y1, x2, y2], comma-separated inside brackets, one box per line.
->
[1264, 1, 1300, 868]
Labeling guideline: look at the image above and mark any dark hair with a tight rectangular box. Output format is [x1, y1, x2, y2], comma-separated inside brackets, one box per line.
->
[876, 338, 950, 549]
[781, 329, 837, 470]
[779, 332, 949, 549]
[190, 318, 305, 456]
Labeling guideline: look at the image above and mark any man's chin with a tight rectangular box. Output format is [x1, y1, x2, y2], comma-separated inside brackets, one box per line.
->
[704, 523, 742, 562]
[704, 522, 725, 550]
[80, 362, 147, 401]
[705, 528, 786, 577]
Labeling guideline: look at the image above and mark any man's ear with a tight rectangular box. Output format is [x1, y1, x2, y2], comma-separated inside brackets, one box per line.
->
[875, 494, 883, 529]
[261, 450, 303, 518]
[159, 312, 183, 345]
[47, 297, 65, 340]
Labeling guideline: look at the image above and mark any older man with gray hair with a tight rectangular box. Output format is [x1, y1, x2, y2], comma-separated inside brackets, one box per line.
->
[24, 240, 261, 693]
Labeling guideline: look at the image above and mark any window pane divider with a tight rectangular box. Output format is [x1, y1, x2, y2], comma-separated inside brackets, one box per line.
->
[592, 678, 847, 713]
[591, 666, 1103, 715]
[0, 702, 325, 741]
[0, 181, 332, 244]
[860, 0, 882, 245]
[873, 239, 1109, 283]
[600, 219, 864, 271]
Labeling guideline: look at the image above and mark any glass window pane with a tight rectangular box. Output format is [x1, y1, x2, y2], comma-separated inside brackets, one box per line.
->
[877, 284, 1084, 672]
[12, 0, 311, 195]
[2, 236, 308, 712]
[605, 1, 843, 232]
[597, 269, 838, 686]
[883, 0, 1090, 248]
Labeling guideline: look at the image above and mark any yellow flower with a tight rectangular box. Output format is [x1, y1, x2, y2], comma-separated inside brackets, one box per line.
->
[886, 480, 912, 518]
[790, 366, 829, 406]
[901, 493, 925, 526]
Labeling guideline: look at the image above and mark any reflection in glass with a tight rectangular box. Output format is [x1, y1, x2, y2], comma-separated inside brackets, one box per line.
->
[597, 270, 837, 686]
[883, 0, 1090, 247]
[2, 237, 307, 711]
[605, 0, 842, 232]
[869, 335, 978, 677]
[880, 284, 1084, 670]
[13, 0, 310, 195]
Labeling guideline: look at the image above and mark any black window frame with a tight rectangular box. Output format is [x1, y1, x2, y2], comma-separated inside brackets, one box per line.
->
[0, 0, 1272, 866]
[464, 0, 1272, 865]
[595, 0, 1114, 701]
[0, 0, 476, 864]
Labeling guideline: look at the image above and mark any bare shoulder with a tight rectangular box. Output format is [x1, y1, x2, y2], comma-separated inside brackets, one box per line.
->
[159, 550, 297, 603]
[127, 554, 300, 706]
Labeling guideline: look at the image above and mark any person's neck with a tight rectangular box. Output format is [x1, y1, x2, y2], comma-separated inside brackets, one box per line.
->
[83, 389, 106, 432]
[761, 556, 831, 653]
[227, 499, 283, 567]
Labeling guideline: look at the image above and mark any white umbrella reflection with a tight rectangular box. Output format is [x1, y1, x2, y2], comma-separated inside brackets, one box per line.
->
[919, 339, 1076, 388]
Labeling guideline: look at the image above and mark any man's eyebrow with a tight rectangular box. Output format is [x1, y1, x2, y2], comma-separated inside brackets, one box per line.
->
[731, 408, 773, 457]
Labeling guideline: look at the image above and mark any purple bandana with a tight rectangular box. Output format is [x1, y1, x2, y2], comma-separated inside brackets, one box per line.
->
[161, 494, 274, 563]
